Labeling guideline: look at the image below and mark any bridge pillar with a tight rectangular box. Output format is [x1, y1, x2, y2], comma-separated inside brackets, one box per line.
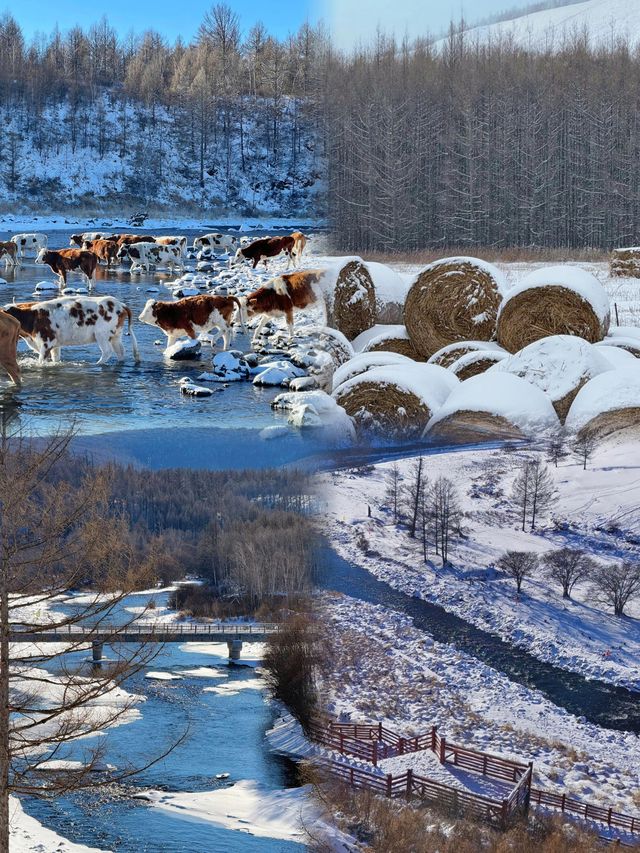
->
[227, 639, 243, 662]
[92, 641, 103, 663]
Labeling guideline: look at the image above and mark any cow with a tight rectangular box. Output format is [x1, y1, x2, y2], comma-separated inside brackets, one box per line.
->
[82, 238, 119, 267]
[155, 235, 188, 256]
[193, 233, 238, 252]
[10, 233, 47, 259]
[70, 232, 109, 247]
[0, 241, 18, 267]
[36, 248, 98, 289]
[245, 269, 324, 342]
[4, 296, 140, 365]
[0, 310, 21, 385]
[291, 231, 308, 264]
[231, 235, 296, 270]
[118, 242, 184, 272]
[139, 294, 245, 350]
[107, 234, 156, 247]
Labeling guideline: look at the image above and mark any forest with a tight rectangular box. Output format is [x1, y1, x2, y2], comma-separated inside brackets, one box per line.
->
[0, 6, 326, 214]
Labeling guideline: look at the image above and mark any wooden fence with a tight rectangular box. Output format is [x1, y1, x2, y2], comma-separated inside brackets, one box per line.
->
[310, 719, 640, 839]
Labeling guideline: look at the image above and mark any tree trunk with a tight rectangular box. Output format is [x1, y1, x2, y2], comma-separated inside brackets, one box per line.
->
[0, 559, 9, 853]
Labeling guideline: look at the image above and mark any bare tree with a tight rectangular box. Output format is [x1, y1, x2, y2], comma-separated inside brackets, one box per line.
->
[428, 476, 461, 567]
[403, 456, 425, 539]
[590, 560, 640, 616]
[542, 548, 595, 599]
[497, 551, 538, 594]
[528, 460, 556, 530]
[547, 427, 568, 468]
[511, 461, 532, 532]
[384, 461, 401, 524]
[572, 430, 600, 471]
[0, 428, 176, 849]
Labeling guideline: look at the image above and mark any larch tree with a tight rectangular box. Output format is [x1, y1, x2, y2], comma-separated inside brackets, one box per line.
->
[542, 548, 595, 599]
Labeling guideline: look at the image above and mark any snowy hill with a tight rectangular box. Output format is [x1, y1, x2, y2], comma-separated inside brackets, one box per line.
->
[443, 0, 640, 50]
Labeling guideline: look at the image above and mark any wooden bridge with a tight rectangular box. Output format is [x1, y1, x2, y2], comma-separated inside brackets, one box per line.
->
[10, 622, 279, 661]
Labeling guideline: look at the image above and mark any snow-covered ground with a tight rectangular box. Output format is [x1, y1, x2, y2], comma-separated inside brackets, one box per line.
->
[323, 435, 640, 689]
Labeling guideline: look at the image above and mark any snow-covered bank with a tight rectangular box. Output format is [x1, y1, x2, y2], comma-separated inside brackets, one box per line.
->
[322, 437, 640, 690]
[319, 592, 640, 816]
[10, 796, 110, 853]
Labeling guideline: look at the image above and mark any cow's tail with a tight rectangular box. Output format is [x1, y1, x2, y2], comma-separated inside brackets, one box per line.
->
[232, 296, 247, 332]
[124, 306, 141, 363]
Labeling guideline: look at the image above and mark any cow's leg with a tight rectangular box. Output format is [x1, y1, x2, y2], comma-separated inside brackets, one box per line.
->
[111, 335, 126, 361]
[221, 324, 230, 351]
[251, 314, 269, 345]
[95, 333, 115, 365]
[285, 309, 294, 341]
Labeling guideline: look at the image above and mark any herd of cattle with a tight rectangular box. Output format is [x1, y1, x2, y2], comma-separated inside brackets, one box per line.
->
[0, 229, 318, 386]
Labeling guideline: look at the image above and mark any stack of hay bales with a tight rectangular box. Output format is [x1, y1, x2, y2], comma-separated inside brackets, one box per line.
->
[565, 368, 640, 438]
[610, 247, 640, 278]
[360, 325, 425, 361]
[489, 335, 613, 422]
[496, 266, 610, 352]
[322, 259, 377, 341]
[333, 363, 458, 439]
[426, 372, 560, 442]
[428, 340, 506, 369]
[332, 351, 414, 393]
[447, 349, 508, 381]
[404, 257, 507, 359]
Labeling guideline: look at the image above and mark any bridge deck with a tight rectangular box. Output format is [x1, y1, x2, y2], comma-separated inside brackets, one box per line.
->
[10, 623, 279, 643]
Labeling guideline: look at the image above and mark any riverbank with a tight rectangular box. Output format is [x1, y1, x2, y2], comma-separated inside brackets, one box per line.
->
[321, 436, 640, 691]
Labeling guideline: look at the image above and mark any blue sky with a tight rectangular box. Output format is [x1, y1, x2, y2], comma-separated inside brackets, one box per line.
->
[10, 0, 528, 44]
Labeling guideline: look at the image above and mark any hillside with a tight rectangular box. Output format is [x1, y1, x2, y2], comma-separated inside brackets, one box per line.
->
[0, 94, 324, 218]
[443, 0, 640, 50]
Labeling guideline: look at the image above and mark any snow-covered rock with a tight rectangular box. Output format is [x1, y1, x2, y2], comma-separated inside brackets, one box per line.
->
[253, 360, 307, 387]
[179, 377, 213, 397]
[165, 339, 202, 360]
[272, 390, 356, 442]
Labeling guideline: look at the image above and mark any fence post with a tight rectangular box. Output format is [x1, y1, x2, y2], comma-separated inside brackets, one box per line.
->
[406, 769, 413, 801]
[340, 733, 344, 755]
[501, 799, 509, 829]
[386, 774, 392, 798]
[431, 725, 437, 753]
[608, 807, 612, 826]
[399, 737, 404, 756]
[372, 741, 378, 767]
[523, 763, 533, 818]
[439, 736, 446, 764]
[378, 721, 383, 742]
[561, 793, 566, 813]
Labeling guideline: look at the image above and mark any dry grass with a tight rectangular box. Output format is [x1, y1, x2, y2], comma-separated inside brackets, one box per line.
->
[365, 333, 426, 361]
[428, 411, 526, 443]
[577, 407, 640, 440]
[405, 259, 503, 358]
[334, 377, 432, 439]
[497, 285, 610, 353]
[449, 350, 506, 381]
[361, 246, 610, 265]
[328, 260, 377, 341]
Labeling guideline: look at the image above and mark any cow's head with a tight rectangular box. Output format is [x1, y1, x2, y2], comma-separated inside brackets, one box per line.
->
[70, 234, 83, 246]
[35, 248, 47, 265]
[116, 244, 131, 261]
[138, 299, 157, 326]
[230, 248, 245, 267]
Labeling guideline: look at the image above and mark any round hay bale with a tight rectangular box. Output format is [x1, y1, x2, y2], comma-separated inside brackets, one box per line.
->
[593, 343, 637, 368]
[448, 349, 508, 381]
[333, 363, 458, 439]
[425, 372, 559, 443]
[366, 261, 411, 324]
[362, 325, 425, 361]
[332, 351, 414, 393]
[405, 257, 506, 359]
[610, 247, 640, 279]
[428, 340, 506, 369]
[599, 327, 640, 358]
[489, 335, 613, 422]
[496, 266, 610, 353]
[565, 367, 640, 439]
[296, 326, 355, 366]
[323, 259, 377, 341]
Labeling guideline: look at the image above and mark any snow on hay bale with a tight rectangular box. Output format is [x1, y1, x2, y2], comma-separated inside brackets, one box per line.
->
[490, 335, 613, 422]
[428, 340, 506, 369]
[610, 247, 640, 278]
[323, 258, 377, 341]
[598, 326, 640, 358]
[331, 351, 414, 392]
[565, 368, 640, 439]
[404, 257, 507, 359]
[426, 372, 559, 442]
[496, 265, 610, 353]
[333, 363, 458, 438]
[448, 349, 508, 381]
[364, 261, 411, 324]
[361, 325, 426, 361]
[593, 344, 637, 369]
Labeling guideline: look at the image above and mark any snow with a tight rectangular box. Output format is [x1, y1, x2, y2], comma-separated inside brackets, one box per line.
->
[272, 390, 356, 442]
[164, 339, 201, 360]
[593, 344, 637, 367]
[361, 326, 411, 353]
[149, 780, 313, 842]
[498, 265, 611, 327]
[10, 796, 110, 853]
[565, 367, 640, 432]
[252, 361, 306, 387]
[332, 351, 414, 392]
[361, 261, 410, 305]
[490, 335, 613, 404]
[333, 363, 459, 411]
[145, 671, 183, 681]
[351, 324, 408, 353]
[442, 0, 640, 52]
[323, 437, 640, 690]
[414, 255, 508, 295]
[427, 340, 505, 364]
[426, 372, 560, 436]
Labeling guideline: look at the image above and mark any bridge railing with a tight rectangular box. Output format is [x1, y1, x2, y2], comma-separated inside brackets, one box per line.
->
[10, 621, 281, 637]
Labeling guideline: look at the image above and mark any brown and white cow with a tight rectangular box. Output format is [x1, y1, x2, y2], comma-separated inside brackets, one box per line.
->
[193, 233, 237, 252]
[82, 238, 119, 267]
[245, 269, 324, 342]
[108, 234, 156, 247]
[138, 294, 245, 350]
[0, 310, 21, 384]
[118, 242, 184, 272]
[70, 232, 109, 247]
[11, 233, 47, 259]
[290, 231, 307, 264]
[0, 241, 18, 267]
[231, 235, 296, 269]
[4, 296, 140, 365]
[155, 235, 188, 256]
[36, 248, 98, 288]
